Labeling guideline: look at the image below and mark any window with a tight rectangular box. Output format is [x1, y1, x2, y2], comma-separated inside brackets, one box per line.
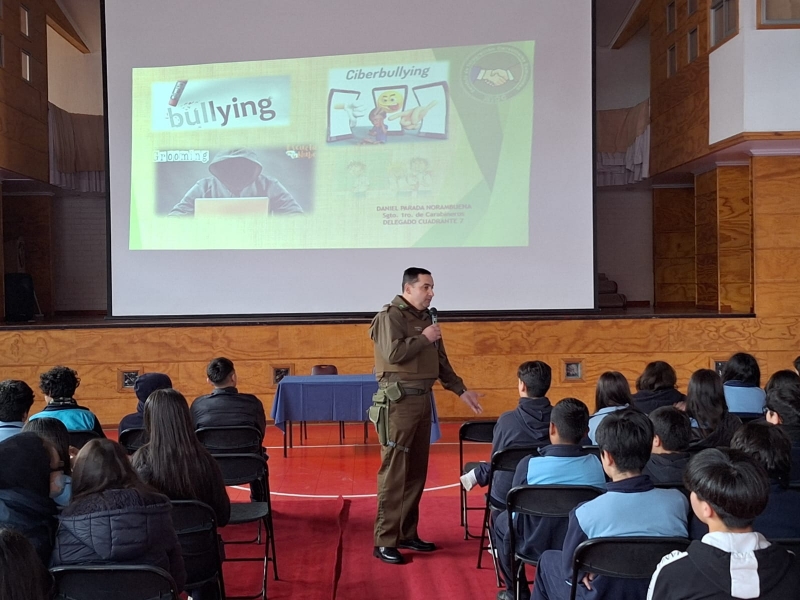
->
[667, 1, 677, 32]
[21, 50, 30, 81]
[667, 44, 677, 77]
[761, 0, 800, 25]
[20, 5, 29, 37]
[688, 27, 699, 62]
[688, 0, 698, 15]
[711, 0, 737, 46]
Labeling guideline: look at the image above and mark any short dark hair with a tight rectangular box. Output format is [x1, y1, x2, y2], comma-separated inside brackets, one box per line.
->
[685, 369, 727, 436]
[207, 357, 235, 385]
[595, 408, 654, 473]
[595, 371, 632, 410]
[23, 417, 72, 476]
[684, 448, 769, 529]
[39, 366, 80, 399]
[635, 361, 677, 392]
[0, 380, 34, 422]
[721, 352, 761, 387]
[766, 381, 800, 427]
[649, 406, 692, 452]
[764, 369, 800, 395]
[402, 267, 431, 291]
[794, 356, 800, 374]
[518, 361, 551, 398]
[731, 421, 792, 488]
[551, 397, 590, 444]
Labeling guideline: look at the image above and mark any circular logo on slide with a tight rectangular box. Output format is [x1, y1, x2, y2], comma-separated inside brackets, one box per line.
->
[461, 45, 531, 103]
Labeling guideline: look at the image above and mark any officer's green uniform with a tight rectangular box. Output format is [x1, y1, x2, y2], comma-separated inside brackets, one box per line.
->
[369, 295, 467, 547]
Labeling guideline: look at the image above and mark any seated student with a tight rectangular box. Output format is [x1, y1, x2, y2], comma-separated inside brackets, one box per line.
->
[0, 380, 34, 443]
[191, 357, 267, 439]
[764, 369, 800, 395]
[648, 449, 800, 600]
[587, 371, 633, 444]
[763, 381, 800, 482]
[643, 406, 692, 485]
[721, 352, 766, 415]
[730, 421, 800, 538]
[23, 418, 73, 508]
[532, 409, 689, 600]
[0, 528, 54, 600]
[118, 372, 172, 435]
[493, 398, 605, 600]
[28, 367, 104, 437]
[0, 433, 60, 566]
[460, 361, 553, 511]
[684, 369, 742, 450]
[632, 362, 685, 415]
[51, 439, 186, 591]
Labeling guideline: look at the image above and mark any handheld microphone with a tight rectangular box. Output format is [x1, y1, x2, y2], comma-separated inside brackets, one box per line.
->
[429, 307, 439, 347]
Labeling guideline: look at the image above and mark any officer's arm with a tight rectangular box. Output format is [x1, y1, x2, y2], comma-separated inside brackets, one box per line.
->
[436, 337, 467, 396]
[374, 309, 430, 364]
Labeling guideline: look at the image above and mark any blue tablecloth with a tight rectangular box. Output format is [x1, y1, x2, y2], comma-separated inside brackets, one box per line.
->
[271, 374, 441, 443]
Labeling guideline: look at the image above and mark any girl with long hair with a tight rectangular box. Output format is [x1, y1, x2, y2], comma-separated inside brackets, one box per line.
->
[587, 371, 634, 443]
[685, 369, 742, 449]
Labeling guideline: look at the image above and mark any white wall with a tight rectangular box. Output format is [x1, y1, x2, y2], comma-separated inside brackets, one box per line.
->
[595, 187, 654, 303]
[52, 195, 108, 311]
[595, 26, 651, 110]
[47, 25, 104, 115]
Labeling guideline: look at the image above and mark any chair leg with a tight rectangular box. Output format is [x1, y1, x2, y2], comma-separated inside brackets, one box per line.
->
[363, 421, 368, 444]
[477, 502, 490, 569]
[339, 421, 344, 445]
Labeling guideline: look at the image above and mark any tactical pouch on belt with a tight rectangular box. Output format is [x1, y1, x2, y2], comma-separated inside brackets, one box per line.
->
[369, 383, 404, 446]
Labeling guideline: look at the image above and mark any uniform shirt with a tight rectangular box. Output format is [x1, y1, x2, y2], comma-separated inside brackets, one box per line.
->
[723, 381, 766, 415]
[587, 405, 629, 444]
[28, 399, 104, 436]
[0, 421, 24, 443]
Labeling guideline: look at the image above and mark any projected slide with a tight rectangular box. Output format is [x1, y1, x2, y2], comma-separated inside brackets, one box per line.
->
[129, 41, 534, 250]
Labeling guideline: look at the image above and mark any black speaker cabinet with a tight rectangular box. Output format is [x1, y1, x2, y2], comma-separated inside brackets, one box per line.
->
[4, 273, 36, 322]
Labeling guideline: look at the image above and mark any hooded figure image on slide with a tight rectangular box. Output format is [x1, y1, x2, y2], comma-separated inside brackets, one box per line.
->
[168, 148, 304, 216]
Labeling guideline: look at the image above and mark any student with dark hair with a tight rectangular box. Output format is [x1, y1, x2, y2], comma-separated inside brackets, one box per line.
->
[0, 528, 54, 600]
[648, 449, 800, 600]
[0, 380, 35, 443]
[587, 371, 633, 444]
[632, 361, 685, 415]
[133, 388, 230, 526]
[191, 357, 266, 439]
[51, 439, 186, 591]
[118, 372, 172, 435]
[643, 406, 692, 485]
[721, 352, 766, 415]
[730, 422, 800, 538]
[532, 409, 688, 600]
[0, 433, 60, 565]
[493, 398, 605, 600]
[684, 369, 742, 450]
[23, 418, 72, 507]
[764, 381, 800, 482]
[28, 367, 104, 437]
[764, 369, 800, 395]
[460, 361, 553, 511]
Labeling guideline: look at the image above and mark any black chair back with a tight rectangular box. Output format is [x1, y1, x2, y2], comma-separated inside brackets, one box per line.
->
[196, 425, 263, 455]
[459, 421, 496, 443]
[68, 430, 101, 449]
[170, 500, 225, 593]
[311, 365, 338, 375]
[212, 453, 268, 486]
[51, 565, 179, 600]
[581, 445, 601, 459]
[492, 446, 542, 475]
[772, 538, 800, 556]
[568, 537, 691, 600]
[119, 428, 147, 455]
[507, 484, 604, 519]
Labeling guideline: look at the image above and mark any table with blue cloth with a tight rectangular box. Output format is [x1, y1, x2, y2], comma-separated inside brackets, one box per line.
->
[271, 374, 441, 457]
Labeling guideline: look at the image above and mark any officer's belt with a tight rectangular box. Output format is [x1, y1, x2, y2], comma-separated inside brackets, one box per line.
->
[400, 388, 428, 396]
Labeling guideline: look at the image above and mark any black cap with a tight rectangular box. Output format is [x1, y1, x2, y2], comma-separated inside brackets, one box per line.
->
[134, 372, 172, 403]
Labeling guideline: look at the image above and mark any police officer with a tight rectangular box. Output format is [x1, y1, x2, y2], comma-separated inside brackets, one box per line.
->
[370, 267, 482, 564]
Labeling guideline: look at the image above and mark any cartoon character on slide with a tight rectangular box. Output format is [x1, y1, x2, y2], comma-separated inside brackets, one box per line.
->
[358, 108, 388, 144]
[388, 100, 438, 131]
[168, 148, 303, 216]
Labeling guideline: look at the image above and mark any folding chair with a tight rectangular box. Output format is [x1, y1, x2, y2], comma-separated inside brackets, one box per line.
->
[214, 453, 276, 599]
[581, 445, 601, 459]
[568, 537, 691, 600]
[459, 420, 497, 539]
[68, 430, 101, 449]
[119, 428, 147, 455]
[506, 485, 604, 600]
[477, 446, 544, 586]
[170, 500, 226, 600]
[51, 564, 179, 600]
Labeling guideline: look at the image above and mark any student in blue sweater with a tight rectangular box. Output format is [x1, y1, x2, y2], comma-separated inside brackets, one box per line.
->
[532, 409, 689, 600]
[494, 398, 606, 600]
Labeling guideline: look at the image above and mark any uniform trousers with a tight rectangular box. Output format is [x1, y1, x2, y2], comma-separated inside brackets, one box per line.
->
[374, 391, 432, 547]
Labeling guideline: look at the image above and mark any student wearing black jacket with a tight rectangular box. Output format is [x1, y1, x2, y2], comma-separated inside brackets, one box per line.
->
[643, 406, 692, 485]
[632, 361, 685, 415]
[118, 372, 172, 435]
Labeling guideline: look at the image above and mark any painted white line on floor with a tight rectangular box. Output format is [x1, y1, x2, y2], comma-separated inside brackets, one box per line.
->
[264, 442, 462, 450]
[231, 482, 461, 499]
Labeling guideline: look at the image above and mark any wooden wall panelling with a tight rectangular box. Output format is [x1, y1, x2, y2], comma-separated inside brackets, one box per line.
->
[717, 165, 752, 312]
[653, 187, 696, 305]
[753, 156, 800, 318]
[0, 185, 4, 319]
[695, 170, 718, 309]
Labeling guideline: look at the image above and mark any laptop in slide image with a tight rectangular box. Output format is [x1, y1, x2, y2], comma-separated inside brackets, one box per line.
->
[194, 197, 270, 216]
